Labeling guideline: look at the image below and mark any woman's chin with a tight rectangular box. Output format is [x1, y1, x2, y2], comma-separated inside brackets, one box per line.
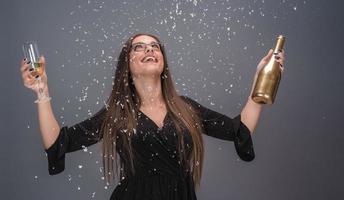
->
[141, 65, 163, 73]
[134, 70, 163, 78]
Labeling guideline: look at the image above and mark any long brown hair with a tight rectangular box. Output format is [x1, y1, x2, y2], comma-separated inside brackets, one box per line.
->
[100, 33, 204, 188]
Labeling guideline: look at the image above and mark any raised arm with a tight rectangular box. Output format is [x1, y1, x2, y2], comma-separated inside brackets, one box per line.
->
[181, 95, 255, 161]
[21, 57, 106, 174]
[37, 90, 60, 149]
[20, 56, 60, 149]
[241, 48, 285, 134]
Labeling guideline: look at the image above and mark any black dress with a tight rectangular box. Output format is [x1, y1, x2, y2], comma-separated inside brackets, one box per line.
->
[45, 95, 255, 200]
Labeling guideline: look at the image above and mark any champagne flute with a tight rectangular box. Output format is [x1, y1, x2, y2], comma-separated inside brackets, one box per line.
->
[22, 41, 51, 103]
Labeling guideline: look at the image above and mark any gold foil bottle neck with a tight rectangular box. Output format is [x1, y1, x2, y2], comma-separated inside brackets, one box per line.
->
[274, 35, 285, 53]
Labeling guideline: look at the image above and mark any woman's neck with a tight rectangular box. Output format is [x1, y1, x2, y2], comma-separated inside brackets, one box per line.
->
[133, 75, 165, 109]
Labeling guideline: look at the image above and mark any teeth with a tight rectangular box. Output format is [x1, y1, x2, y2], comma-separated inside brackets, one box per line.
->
[142, 56, 157, 63]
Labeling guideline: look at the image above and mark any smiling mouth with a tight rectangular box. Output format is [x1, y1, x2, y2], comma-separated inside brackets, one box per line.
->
[141, 56, 158, 63]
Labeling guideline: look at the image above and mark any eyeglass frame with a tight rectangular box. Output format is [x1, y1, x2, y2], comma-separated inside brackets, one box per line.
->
[130, 42, 163, 53]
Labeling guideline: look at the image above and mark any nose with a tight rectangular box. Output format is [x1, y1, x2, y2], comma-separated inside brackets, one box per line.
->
[145, 45, 154, 53]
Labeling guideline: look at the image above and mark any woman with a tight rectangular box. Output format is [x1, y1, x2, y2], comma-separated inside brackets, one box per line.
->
[20, 33, 285, 200]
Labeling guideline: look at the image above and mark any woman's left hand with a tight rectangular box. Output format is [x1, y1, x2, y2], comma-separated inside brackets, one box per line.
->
[256, 49, 285, 74]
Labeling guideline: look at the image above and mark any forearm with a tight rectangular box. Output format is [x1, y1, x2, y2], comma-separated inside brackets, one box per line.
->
[240, 73, 263, 134]
[37, 87, 60, 149]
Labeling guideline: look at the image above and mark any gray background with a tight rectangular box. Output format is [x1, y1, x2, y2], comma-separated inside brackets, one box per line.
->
[2, 0, 344, 199]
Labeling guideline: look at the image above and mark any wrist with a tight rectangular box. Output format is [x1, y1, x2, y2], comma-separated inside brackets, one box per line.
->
[36, 86, 49, 97]
[34, 84, 51, 104]
[247, 96, 263, 108]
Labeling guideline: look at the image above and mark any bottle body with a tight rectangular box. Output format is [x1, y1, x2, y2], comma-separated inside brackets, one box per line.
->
[251, 35, 285, 105]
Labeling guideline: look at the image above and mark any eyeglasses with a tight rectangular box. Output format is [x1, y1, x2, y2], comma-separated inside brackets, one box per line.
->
[131, 42, 162, 52]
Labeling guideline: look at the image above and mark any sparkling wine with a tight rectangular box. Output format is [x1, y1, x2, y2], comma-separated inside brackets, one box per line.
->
[30, 62, 44, 77]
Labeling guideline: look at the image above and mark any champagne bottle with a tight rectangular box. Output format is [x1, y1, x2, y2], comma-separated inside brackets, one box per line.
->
[251, 35, 285, 105]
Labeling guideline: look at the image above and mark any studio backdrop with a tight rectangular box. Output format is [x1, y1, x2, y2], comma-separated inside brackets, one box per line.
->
[2, 0, 344, 200]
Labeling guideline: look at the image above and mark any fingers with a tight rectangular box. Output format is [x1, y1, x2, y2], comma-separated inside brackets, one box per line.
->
[22, 67, 33, 78]
[20, 58, 33, 78]
[257, 49, 285, 73]
[274, 49, 285, 68]
[262, 49, 274, 62]
[21, 58, 27, 65]
[24, 77, 36, 88]
[22, 68, 35, 83]
[20, 57, 49, 91]
[20, 58, 35, 87]
[39, 55, 45, 63]
[39, 55, 46, 68]
[20, 58, 31, 72]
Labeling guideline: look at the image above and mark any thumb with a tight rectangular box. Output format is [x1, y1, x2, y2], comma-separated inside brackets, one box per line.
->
[39, 55, 45, 63]
[39, 55, 46, 69]
[262, 49, 273, 62]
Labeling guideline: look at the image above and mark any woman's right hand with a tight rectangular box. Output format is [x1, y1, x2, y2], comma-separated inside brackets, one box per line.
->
[20, 56, 48, 94]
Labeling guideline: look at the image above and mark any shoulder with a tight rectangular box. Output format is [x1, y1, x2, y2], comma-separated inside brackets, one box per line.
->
[179, 95, 193, 104]
[179, 95, 203, 110]
[89, 106, 108, 122]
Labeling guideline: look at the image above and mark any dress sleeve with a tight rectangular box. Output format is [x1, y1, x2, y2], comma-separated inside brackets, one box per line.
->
[44, 107, 107, 175]
[181, 96, 255, 162]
